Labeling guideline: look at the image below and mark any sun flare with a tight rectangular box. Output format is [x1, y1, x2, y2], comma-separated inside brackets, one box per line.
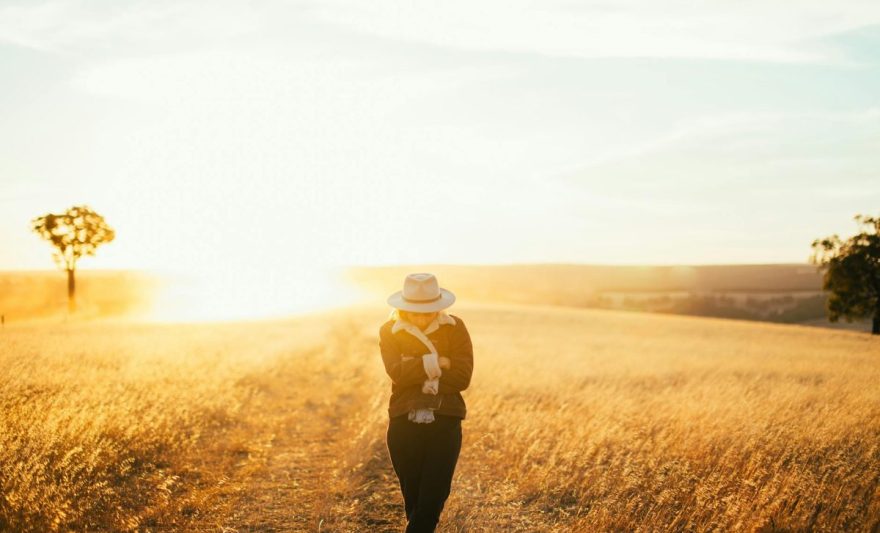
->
[145, 264, 370, 322]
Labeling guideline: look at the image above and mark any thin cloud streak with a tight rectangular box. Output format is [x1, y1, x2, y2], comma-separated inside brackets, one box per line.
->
[551, 108, 880, 179]
[310, 0, 880, 64]
[3, 1, 879, 64]
[0, 0, 263, 53]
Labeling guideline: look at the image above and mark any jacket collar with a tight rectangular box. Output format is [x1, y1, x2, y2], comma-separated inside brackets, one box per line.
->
[389, 308, 456, 335]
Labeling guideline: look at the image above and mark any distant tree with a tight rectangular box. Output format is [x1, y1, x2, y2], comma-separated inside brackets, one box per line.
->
[31, 205, 115, 313]
[811, 214, 880, 335]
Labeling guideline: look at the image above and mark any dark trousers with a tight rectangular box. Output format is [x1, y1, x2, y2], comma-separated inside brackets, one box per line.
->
[386, 414, 462, 533]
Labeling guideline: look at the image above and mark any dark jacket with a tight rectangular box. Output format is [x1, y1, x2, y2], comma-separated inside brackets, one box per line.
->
[379, 314, 474, 420]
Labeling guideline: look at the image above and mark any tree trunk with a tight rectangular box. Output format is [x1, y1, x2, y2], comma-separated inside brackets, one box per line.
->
[874, 298, 880, 335]
[67, 268, 76, 314]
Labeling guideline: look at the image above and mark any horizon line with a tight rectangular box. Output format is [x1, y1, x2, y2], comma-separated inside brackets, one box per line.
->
[0, 261, 820, 275]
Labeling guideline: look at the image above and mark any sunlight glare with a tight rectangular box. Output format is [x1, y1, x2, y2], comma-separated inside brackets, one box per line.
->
[147, 264, 371, 322]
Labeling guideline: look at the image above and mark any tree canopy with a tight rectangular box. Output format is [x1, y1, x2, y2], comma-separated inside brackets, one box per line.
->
[32, 205, 115, 271]
[811, 214, 880, 334]
[32, 205, 115, 312]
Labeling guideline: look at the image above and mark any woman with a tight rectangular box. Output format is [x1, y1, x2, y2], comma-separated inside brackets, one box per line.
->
[378, 272, 474, 533]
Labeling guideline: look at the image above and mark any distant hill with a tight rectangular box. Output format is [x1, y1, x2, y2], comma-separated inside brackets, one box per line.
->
[345, 263, 823, 301]
[2, 265, 869, 332]
[344, 263, 870, 332]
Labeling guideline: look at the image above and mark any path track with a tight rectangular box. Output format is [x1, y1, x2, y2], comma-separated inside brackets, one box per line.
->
[178, 313, 406, 532]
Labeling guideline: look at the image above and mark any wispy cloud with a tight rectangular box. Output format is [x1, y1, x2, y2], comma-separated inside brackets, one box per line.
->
[554, 108, 880, 221]
[4, 1, 878, 64]
[310, 0, 880, 64]
[552, 108, 880, 178]
[0, 0, 262, 53]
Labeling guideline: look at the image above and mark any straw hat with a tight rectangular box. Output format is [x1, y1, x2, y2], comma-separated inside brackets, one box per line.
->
[386, 272, 456, 312]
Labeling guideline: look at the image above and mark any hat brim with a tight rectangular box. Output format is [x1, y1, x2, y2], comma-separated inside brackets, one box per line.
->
[386, 288, 456, 312]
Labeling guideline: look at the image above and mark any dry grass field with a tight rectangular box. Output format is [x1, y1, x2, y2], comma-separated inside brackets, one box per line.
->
[1, 302, 878, 531]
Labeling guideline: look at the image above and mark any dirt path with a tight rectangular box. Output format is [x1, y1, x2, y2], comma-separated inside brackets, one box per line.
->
[172, 313, 407, 533]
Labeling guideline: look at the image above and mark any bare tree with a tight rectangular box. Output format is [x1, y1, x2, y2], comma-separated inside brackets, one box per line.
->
[32, 205, 115, 313]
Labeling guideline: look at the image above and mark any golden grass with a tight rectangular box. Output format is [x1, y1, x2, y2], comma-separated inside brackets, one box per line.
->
[0, 303, 878, 531]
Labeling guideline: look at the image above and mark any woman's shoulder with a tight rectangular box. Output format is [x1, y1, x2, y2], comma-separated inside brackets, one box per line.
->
[447, 314, 469, 334]
[379, 318, 396, 335]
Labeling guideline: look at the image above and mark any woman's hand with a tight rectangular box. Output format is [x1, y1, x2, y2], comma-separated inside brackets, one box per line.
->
[438, 356, 451, 369]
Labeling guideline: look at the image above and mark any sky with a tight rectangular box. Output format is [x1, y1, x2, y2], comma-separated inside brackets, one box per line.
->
[2, 0, 879, 277]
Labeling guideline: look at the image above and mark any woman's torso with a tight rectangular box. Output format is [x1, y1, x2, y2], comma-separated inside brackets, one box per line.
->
[380, 315, 469, 420]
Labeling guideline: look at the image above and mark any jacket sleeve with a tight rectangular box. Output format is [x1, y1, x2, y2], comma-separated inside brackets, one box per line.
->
[379, 324, 429, 387]
[439, 319, 473, 393]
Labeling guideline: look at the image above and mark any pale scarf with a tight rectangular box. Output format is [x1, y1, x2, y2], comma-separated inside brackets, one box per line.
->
[388, 308, 457, 424]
